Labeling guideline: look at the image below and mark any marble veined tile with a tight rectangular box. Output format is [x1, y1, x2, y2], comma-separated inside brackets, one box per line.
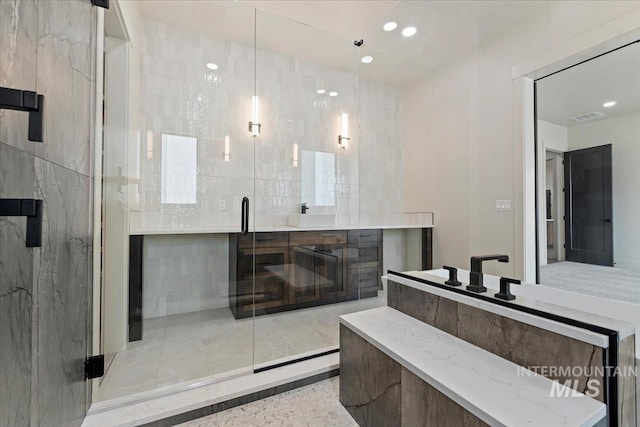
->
[0, 143, 35, 427]
[340, 325, 401, 427]
[618, 336, 637, 426]
[34, 0, 94, 176]
[0, 0, 38, 155]
[402, 367, 488, 427]
[457, 302, 605, 402]
[33, 158, 92, 427]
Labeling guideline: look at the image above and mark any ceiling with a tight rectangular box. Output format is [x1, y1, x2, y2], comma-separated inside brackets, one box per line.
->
[137, 0, 549, 86]
[537, 41, 640, 128]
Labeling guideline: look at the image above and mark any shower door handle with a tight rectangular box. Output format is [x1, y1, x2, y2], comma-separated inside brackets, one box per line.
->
[241, 197, 249, 236]
[0, 199, 43, 247]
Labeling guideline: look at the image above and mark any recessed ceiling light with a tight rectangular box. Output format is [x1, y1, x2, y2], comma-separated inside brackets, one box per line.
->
[329, 92, 338, 97]
[361, 56, 373, 64]
[383, 22, 397, 32]
[206, 63, 218, 70]
[603, 101, 616, 108]
[402, 26, 417, 37]
[317, 89, 326, 94]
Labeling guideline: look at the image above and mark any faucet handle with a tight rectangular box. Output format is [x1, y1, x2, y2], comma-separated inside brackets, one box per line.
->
[442, 266, 461, 287]
[495, 277, 521, 301]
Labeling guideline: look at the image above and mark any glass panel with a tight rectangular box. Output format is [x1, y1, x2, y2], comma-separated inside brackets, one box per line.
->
[357, 3, 431, 300]
[536, 41, 640, 295]
[95, 0, 257, 403]
[252, 9, 370, 370]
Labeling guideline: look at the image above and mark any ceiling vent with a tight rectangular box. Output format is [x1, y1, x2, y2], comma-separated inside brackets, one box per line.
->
[571, 112, 605, 123]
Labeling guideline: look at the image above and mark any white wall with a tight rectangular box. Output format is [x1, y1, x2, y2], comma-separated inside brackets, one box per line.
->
[143, 234, 229, 318]
[538, 120, 568, 152]
[568, 112, 640, 269]
[403, 2, 640, 278]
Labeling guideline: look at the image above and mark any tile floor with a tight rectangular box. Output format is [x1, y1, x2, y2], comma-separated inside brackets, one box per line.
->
[540, 261, 640, 305]
[96, 292, 385, 402]
[177, 377, 356, 427]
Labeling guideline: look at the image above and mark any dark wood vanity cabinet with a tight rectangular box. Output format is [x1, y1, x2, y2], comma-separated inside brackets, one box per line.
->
[347, 229, 383, 298]
[229, 229, 383, 319]
[229, 232, 291, 319]
[290, 231, 349, 303]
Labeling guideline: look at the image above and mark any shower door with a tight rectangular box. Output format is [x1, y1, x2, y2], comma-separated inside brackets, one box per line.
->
[251, 9, 363, 371]
[94, 0, 261, 403]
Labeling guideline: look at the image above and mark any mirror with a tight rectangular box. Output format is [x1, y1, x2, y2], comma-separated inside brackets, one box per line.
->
[301, 150, 336, 207]
[535, 40, 640, 301]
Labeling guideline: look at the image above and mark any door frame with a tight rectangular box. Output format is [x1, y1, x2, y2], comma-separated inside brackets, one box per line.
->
[511, 11, 640, 284]
[91, 0, 131, 405]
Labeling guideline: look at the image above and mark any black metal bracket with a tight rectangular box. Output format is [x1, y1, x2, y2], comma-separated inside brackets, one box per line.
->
[85, 355, 105, 380]
[354, 39, 364, 47]
[91, 0, 109, 9]
[0, 87, 44, 142]
[0, 199, 43, 247]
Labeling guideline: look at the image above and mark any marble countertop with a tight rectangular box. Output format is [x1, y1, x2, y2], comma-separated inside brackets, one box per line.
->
[129, 223, 433, 236]
[386, 270, 635, 348]
[418, 269, 635, 339]
[340, 307, 606, 427]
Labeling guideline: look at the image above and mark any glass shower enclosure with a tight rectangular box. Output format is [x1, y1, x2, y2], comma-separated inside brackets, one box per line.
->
[95, 0, 399, 405]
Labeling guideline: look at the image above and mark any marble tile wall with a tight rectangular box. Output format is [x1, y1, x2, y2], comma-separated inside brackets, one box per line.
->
[618, 336, 637, 426]
[0, 0, 37, 155]
[143, 234, 229, 318]
[401, 367, 488, 427]
[0, 1, 95, 426]
[135, 17, 404, 231]
[33, 159, 93, 426]
[340, 324, 490, 427]
[387, 280, 607, 402]
[340, 325, 401, 426]
[0, 143, 35, 427]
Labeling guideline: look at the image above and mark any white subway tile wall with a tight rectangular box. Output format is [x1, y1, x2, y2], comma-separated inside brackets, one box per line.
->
[136, 17, 404, 231]
[143, 234, 229, 319]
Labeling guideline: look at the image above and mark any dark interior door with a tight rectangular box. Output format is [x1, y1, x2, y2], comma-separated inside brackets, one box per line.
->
[564, 144, 613, 266]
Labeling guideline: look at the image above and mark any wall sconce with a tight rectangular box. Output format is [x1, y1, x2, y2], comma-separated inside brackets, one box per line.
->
[223, 135, 230, 162]
[146, 129, 154, 159]
[338, 113, 349, 149]
[248, 95, 261, 136]
[293, 143, 298, 167]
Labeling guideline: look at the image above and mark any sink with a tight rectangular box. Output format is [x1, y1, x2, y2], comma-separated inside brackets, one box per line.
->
[288, 214, 336, 228]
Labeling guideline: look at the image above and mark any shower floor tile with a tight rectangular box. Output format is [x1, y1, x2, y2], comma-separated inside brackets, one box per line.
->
[96, 291, 385, 402]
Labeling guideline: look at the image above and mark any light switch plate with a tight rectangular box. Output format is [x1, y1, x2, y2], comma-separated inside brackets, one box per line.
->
[219, 199, 226, 210]
[496, 199, 512, 211]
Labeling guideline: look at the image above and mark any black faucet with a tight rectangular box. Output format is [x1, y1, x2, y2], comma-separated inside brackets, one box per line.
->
[301, 203, 310, 214]
[466, 254, 509, 293]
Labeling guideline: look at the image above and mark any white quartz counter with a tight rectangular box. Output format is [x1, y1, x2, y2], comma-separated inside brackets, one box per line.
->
[386, 270, 635, 348]
[341, 307, 606, 427]
[129, 223, 433, 236]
